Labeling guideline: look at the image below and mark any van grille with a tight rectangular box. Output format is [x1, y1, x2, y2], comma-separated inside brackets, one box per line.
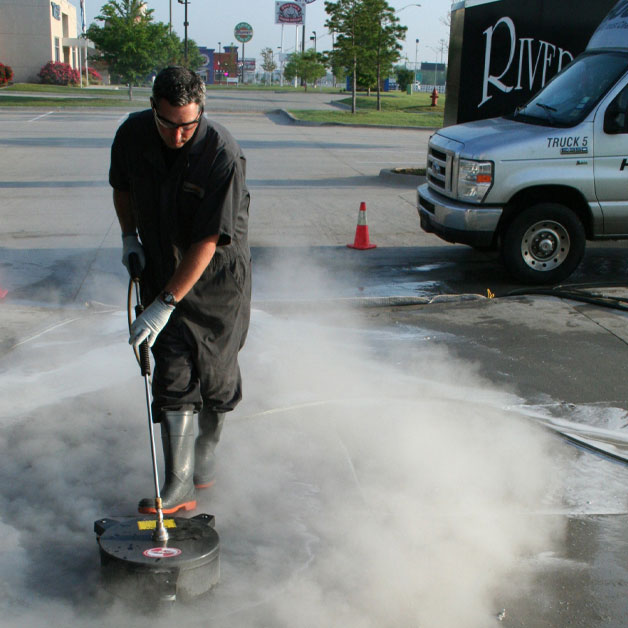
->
[427, 143, 454, 195]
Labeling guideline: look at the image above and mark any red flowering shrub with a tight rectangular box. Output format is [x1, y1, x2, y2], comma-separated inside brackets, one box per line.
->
[87, 67, 103, 84]
[0, 63, 13, 86]
[38, 61, 80, 86]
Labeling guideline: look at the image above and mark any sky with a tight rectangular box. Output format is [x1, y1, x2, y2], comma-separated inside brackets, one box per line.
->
[70, 0, 453, 68]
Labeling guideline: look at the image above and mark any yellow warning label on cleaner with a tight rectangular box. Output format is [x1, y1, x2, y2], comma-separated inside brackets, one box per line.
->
[137, 519, 177, 530]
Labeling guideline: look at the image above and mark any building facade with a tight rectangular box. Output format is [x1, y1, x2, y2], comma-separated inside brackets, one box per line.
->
[0, 0, 80, 83]
[197, 46, 240, 85]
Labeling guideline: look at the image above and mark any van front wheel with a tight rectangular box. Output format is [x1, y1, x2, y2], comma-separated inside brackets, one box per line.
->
[502, 203, 585, 284]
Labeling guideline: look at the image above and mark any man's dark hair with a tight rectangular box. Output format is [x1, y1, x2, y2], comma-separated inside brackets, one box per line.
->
[152, 66, 206, 107]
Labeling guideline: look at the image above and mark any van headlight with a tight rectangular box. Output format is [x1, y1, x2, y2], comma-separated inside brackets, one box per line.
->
[457, 159, 493, 202]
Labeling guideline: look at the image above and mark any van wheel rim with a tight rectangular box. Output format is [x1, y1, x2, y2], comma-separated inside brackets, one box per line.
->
[521, 220, 570, 271]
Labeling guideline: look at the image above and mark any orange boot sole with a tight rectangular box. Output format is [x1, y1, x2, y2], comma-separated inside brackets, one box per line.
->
[194, 479, 216, 490]
[138, 499, 197, 515]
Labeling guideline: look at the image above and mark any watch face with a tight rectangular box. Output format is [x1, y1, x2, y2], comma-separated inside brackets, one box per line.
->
[162, 291, 177, 306]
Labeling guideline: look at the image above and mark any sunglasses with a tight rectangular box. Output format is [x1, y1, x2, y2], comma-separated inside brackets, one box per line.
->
[151, 102, 204, 130]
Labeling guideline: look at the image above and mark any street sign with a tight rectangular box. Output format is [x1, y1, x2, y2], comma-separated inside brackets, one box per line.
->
[275, 2, 306, 25]
[234, 22, 253, 43]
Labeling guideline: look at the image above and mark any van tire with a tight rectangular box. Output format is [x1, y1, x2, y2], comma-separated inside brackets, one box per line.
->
[502, 203, 585, 284]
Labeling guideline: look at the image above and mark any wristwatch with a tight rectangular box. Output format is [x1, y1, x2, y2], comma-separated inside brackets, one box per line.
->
[160, 291, 178, 307]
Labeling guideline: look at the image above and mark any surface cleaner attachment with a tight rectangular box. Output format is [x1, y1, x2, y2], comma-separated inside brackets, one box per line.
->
[94, 513, 220, 603]
[94, 254, 220, 604]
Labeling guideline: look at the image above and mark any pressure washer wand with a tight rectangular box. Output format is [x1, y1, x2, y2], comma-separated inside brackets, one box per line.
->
[129, 254, 168, 543]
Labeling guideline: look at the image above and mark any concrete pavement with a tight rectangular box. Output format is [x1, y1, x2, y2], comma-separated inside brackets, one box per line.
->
[1, 85, 350, 110]
[0, 96, 628, 626]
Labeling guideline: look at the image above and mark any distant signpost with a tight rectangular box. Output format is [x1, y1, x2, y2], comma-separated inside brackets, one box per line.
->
[234, 22, 253, 43]
[234, 22, 253, 83]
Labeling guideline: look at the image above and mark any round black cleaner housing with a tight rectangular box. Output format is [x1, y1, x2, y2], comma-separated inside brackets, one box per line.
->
[94, 513, 220, 603]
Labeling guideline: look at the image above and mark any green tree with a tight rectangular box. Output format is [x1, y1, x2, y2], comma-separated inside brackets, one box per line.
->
[325, 0, 361, 112]
[156, 31, 204, 74]
[362, 0, 406, 110]
[322, 49, 345, 87]
[396, 66, 414, 91]
[326, 0, 404, 111]
[87, 0, 200, 98]
[283, 50, 326, 92]
[159, 33, 204, 73]
[260, 47, 277, 84]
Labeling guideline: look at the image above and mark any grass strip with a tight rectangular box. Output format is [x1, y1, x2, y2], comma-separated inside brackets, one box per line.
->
[289, 91, 444, 128]
[0, 95, 144, 107]
[2, 83, 141, 97]
[289, 108, 443, 128]
[341, 92, 445, 110]
[207, 84, 343, 93]
[4, 82, 346, 95]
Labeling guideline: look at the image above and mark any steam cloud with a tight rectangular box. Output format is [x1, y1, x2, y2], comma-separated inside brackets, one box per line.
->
[0, 254, 567, 628]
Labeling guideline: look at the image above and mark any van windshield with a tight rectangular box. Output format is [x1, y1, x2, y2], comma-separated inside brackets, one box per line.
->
[509, 51, 628, 127]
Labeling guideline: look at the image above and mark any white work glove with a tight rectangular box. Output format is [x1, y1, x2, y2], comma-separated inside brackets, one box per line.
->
[129, 298, 175, 348]
[121, 233, 145, 277]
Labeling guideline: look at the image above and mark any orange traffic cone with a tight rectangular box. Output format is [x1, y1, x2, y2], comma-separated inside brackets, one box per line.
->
[347, 202, 376, 250]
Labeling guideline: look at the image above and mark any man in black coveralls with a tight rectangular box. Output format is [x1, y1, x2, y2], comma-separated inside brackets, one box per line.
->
[109, 66, 251, 514]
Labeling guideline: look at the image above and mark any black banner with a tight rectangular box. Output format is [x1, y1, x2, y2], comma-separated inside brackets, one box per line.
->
[444, 0, 618, 126]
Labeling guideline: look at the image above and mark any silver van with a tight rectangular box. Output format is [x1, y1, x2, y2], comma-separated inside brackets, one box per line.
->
[418, 1, 628, 283]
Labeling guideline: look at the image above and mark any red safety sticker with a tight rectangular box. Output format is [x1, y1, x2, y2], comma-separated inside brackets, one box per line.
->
[143, 547, 182, 559]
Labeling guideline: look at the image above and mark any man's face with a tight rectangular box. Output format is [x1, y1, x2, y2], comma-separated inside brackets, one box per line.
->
[151, 98, 203, 150]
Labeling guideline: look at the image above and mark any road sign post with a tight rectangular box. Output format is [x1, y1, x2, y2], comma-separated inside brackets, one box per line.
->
[234, 22, 253, 84]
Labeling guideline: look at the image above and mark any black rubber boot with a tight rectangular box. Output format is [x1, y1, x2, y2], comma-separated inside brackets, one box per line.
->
[138, 410, 197, 514]
[193, 410, 225, 489]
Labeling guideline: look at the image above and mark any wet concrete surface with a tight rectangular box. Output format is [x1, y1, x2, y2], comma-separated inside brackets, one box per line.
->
[251, 244, 628, 301]
[1, 101, 628, 626]
[496, 514, 628, 627]
[262, 291, 628, 627]
[2, 301, 627, 627]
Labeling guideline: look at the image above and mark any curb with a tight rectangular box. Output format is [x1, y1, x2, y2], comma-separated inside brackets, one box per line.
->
[272, 108, 440, 131]
[378, 169, 426, 183]
[271, 108, 323, 126]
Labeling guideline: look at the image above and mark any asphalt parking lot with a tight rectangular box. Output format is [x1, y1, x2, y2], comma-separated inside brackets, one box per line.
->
[1, 96, 628, 626]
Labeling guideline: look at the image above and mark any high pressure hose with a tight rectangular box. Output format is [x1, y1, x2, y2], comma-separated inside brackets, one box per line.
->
[127, 275, 142, 370]
[502, 284, 628, 312]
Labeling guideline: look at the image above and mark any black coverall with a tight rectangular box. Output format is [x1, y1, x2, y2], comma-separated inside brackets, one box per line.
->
[109, 111, 251, 417]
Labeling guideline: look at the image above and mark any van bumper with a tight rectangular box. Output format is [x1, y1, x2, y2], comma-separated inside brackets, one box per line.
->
[417, 184, 503, 247]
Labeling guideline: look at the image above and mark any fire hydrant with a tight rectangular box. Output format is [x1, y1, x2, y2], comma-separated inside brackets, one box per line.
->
[431, 88, 439, 107]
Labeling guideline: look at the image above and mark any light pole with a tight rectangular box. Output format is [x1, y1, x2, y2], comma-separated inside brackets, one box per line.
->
[277, 46, 284, 87]
[438, 38, 447, 65]
[415, 37, 419, 85]
[428, 45, 438, 87]
[241, 44, 244, 83]
[310, 30, 317, 52]
[395, 3, 421, 13]
[395, 3, 421, 68]
[177, 0, 189, 64]
[215, 43, 221, 84]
